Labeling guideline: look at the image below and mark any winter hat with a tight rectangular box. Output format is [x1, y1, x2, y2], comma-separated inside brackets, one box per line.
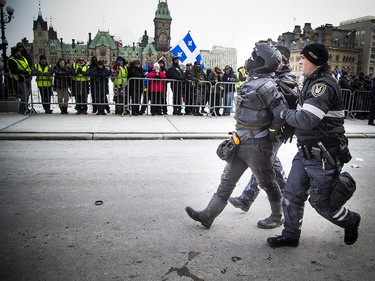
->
[11, 47, 22, 56]
[16, 42, 25, 49]
[39, 55, 47, 61]
[97, 60, 104, 66]
[172, 56, 179, 62]
[301, 43, 328, 66]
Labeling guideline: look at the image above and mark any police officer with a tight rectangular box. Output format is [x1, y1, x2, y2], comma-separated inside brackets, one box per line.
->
[229, 46, 299, 230]
[185, 44, 286, 229]
[267, 43, 361, 248]
[34, 55, 53, 114]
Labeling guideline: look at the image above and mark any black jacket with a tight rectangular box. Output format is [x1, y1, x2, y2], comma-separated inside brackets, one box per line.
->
[284, 65, 345, 147]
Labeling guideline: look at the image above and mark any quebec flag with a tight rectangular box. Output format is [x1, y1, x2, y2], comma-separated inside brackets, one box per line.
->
[170, 32, 205, 69]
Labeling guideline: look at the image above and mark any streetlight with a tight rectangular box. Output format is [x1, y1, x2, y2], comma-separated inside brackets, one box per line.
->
[0, 0, 14, 74]
[0, 0, 14, 100]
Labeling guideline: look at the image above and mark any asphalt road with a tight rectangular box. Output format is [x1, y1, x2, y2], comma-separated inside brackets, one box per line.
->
[0, 139, 374, 281]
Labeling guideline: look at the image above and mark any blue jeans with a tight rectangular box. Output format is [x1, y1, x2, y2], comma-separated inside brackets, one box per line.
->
[223, 91, 234, 114]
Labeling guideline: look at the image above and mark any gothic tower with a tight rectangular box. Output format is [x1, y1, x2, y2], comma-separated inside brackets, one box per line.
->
[153, 0, 172, 52]
[32, 3, 49, 64]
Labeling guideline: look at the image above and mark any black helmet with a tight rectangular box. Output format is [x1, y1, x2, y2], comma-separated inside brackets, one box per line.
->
[245, 44, 282, 74]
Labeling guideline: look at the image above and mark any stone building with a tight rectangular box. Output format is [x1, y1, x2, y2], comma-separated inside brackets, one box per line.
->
[339, 16, 375, 75]
[277, 23, 359, 76]
[31, 0, 173, 68]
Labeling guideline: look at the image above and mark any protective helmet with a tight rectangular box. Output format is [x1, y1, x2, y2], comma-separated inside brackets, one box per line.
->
[245, 44, 282, 74]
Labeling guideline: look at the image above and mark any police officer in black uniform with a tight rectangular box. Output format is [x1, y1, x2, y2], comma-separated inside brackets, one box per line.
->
[185, 44, 286, 229]
[267, 43, 361, 248]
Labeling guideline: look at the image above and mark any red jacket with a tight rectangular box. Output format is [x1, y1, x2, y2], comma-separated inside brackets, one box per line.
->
[147, 71, 166, 93]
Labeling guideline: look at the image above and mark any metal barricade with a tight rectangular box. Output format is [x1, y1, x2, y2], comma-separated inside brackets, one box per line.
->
[210, 81, 239, 117]
[348, 90, 371, 119]
[126, 77, 212, 116]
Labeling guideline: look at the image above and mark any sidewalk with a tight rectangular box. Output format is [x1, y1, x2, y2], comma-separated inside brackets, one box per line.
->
[1, 112, 375, 140]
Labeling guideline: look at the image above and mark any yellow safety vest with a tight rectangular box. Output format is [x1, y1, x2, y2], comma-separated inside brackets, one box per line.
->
[72, 63, 90, 82]
[113, 66, 128, 86]
[35, 64, 53, 87]
[236, 68, 247, 89]
[8, 56, 32, 81]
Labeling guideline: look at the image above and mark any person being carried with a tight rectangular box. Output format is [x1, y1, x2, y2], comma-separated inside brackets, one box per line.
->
[185, 44, 286, 230]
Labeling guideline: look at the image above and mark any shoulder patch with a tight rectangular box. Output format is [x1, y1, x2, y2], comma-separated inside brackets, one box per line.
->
[311, 83, 327, 98]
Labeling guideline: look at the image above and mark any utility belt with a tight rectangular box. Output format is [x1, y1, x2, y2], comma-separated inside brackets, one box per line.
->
[297, 143, 339, 169]
[231, 128, 268, 145]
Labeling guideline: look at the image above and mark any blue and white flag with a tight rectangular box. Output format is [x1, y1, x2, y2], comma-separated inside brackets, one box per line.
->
[170, 32, 204, 69]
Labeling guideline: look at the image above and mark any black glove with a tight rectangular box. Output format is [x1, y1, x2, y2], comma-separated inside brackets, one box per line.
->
[76, 68, 83, 75]
[278, 125, 295, 143]
[268, 128, 278, 142]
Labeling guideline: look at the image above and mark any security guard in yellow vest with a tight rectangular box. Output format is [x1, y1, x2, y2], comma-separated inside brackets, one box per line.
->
[8, 47, 32, 114]
[111, 57, 129, 115]
[34, 55, 54, 113]
[72, 57, 90, 114]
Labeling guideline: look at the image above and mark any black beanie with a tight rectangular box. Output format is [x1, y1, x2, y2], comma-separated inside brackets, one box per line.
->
[301, 43, 328, 66]
[39, 55, 47, 61]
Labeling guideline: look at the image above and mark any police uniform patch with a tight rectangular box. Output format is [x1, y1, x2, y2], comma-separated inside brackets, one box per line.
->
[311, 83, 327, 98]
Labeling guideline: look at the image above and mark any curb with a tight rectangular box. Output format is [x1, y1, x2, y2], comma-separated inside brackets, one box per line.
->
[0, 133, 375, 141]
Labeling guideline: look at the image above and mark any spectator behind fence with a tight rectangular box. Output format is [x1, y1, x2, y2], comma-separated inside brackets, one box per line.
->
[89, 56, 98, 113]
[53, 58, 73, 114]
[33, 55, 53, 114]
[88, 60, 110, 115]
[166, 56, 185, 115]
[111, 57, 129, 115]
[72, 57, 90, 115]
[128, 60, 145, 116]
[352, 72, 369, 119]
[16, 42, 33, 66]
[207, 66, 224, 116]
[158, 59, 168, 115]
[193, 61, 209, 114]
[222, 65, 238, 116]
[147, 62, 166, 115]
[8, 47, 32, 114]
[184, 63, 202, 116]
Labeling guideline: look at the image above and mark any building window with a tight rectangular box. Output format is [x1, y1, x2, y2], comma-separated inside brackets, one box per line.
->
[100, 48, 106, 57]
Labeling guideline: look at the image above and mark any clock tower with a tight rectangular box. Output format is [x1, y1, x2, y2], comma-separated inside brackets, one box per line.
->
[154, 0, 172, 52]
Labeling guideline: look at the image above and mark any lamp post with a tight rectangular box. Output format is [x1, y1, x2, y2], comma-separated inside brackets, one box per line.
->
[0, 0, 14, 74]
[0, 0, 14, 100]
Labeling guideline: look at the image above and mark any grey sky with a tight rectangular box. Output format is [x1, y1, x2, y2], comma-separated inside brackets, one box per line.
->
[5, 0, 375, 66]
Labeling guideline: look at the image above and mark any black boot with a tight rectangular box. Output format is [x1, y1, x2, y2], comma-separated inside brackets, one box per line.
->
[257, 200, 284, 229]
[267, 235, 299, 248]
[185, 193, 227, 229]
[228, 197, 252, 212]
[344, 212, 361, 245]
[60, 107, 64, 114]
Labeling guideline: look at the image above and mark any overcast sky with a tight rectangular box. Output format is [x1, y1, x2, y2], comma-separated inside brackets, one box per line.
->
[5, 0, 375, 66]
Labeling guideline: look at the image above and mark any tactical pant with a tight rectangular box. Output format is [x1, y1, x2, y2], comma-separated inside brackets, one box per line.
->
[238, 141, 285, 202]
[282, 152, 357, 240]
[216, 137, 281, 203]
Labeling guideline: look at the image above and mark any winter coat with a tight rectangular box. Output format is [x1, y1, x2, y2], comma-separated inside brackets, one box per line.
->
[147, 70, 166, 93]
[88, 66, 110, 98]
[53, 62, 73, 90]
[222, 66, 239, 93]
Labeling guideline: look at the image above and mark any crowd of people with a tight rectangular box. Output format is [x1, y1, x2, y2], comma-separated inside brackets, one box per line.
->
[5, 43, 242, 116]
